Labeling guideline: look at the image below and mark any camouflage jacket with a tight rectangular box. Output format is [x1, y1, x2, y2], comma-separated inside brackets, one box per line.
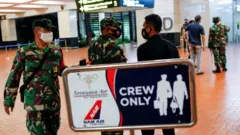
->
[88, 35, 127, 65]
[208, 24, 230, 49]
[4, 42, 66, 111]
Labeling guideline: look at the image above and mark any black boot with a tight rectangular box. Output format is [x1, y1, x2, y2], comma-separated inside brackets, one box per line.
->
[213, 66, 221, 73]
[222, 65, 227, 71]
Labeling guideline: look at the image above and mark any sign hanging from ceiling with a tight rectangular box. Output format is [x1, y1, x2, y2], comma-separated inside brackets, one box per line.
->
[121, 0, 154, 8]
[77, 0, 120, 12]
[76, 0, 155, 12]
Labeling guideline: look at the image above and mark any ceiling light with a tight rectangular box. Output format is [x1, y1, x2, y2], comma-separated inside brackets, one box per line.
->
[0, 9, 25, 12]
[32, 0, 65, 5]
[218, 0, 232, 5]
[0, 0, 32, 3]
[0, 4, 13, 7]
[15, 4, 47, 8]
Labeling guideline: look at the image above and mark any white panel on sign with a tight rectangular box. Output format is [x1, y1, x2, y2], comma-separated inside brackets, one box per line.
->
[67, 70, 120, 128]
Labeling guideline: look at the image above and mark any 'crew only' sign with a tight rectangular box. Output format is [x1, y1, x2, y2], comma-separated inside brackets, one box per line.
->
[64, 63, 195, 130]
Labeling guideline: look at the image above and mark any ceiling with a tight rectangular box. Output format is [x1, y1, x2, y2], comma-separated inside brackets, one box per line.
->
[0, 0, 75, 16]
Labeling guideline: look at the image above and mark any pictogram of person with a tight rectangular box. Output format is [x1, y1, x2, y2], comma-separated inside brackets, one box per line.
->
[156, 74, 173, 116]
[172, 74, 188, 115]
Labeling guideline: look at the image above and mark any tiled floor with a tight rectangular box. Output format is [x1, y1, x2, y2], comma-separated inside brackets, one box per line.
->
[0, 44, 240, 135]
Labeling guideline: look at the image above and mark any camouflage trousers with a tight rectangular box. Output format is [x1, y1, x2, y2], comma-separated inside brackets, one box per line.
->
[26, 110, 60, 135]
[101, 131, 123, 135]
[212, 44, 226, 68]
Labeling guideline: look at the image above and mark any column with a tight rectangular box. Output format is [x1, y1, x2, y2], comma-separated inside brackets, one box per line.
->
[135, 9, 153, 45]
[1, 19, 17, 42]
[98, 13, 105, 35]
[58, 10, 78, 47]
[135, 0, 181, 46]
[209, 0, 233, 42]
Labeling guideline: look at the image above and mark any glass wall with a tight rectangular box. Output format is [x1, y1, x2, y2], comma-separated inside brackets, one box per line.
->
[233, 0, 240, 44]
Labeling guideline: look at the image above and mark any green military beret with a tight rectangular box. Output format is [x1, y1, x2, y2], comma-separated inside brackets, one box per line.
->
[32, 18, 54, 31]
[100, 17, 122, 28]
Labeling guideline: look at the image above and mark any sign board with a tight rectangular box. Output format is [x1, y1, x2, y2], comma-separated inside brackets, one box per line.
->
[62, 59, 197, 132]
[121, 0, 154, 8]
[76, 0, 155, 12]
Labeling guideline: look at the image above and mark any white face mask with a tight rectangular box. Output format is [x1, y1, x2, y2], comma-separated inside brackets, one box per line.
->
[40, 32, 53, 43]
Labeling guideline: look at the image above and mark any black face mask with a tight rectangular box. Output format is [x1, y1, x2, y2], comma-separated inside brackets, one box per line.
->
[112, 27, 122, 39]
[142, 25, 152, 40]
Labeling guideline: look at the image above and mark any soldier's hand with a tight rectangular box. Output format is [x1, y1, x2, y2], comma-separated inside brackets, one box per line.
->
[4, 104, 13, 115]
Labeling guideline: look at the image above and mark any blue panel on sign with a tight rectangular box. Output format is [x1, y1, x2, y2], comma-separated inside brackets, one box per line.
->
[115, 65, 191, 126]
[120, 0, 155, 8]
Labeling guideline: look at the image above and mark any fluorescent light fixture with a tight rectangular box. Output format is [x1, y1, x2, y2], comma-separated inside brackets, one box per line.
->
[15, 4, 47, 8]
[32, 0, 65, 5]
[0, 4, 13, 7]
[0, 0, 32, 3]
[218, 0, 232, 5]
[0, 9, 25, 12]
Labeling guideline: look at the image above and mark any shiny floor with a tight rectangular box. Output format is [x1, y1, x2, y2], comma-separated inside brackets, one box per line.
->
[0, 44, 240, 135]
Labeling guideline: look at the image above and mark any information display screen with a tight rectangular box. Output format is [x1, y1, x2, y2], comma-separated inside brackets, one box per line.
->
[76, 0, 120, 12]
[120, 0, 154, 8]
[75, 0, 154, 12]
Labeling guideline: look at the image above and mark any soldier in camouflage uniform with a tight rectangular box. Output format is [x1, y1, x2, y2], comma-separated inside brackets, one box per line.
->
[209, 17, 230, 73]
[88, 17, 127, 65]
[88, 17, 127, 135]
[3, 18, 67, 135]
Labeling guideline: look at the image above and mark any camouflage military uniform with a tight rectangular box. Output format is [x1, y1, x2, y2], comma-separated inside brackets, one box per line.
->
[88, 17, 126, 135]
[88, 35, 127, 64]
[209, 24, 230, 69]
[4, 42, 66, 135]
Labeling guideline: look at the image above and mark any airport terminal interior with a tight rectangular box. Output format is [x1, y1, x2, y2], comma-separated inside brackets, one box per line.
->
[0, 0, 240, 135]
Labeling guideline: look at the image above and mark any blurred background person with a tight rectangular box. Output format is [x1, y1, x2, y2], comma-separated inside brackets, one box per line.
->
[185, 15, 205, 75]
[208, 17, 230, 73]
[181, 18, 189, 52]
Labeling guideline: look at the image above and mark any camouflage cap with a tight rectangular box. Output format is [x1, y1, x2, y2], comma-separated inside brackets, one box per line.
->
[100, 17, 122, 28]
[32, 18, 55, 31]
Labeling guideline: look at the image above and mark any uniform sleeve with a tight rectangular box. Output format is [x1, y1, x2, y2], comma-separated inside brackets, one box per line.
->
[4, 49, 24, 107]
[88, 42, 100, 64]
[208, 28, 214, 49]
[59, 49, 67, 76]
[88, 44, 94, 62]
[107, 45, 127, 63]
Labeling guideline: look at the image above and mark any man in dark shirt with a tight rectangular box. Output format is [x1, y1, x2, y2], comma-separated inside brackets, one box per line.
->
[185, 15, 205, 75]
[138, 14, 179, 135]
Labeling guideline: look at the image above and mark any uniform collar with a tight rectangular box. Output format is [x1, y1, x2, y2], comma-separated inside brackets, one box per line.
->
[31, 42, 50, 53]
[100, 35, 114, 40]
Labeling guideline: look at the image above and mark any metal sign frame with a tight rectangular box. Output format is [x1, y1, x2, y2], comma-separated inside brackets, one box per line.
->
[62, 59, 197, 132]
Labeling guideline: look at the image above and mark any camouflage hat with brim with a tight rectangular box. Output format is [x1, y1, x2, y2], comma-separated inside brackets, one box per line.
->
[32, 18, 55, 31]
[100, 17, 122, 28]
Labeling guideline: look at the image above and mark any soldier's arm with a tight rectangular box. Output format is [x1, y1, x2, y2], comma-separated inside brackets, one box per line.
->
[4, 49, 24, 107]
[208, 28, 214, 49]
[59, 49, 67, 76]
[108, 45, 127, 63]
[223, 25, 230, 32]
